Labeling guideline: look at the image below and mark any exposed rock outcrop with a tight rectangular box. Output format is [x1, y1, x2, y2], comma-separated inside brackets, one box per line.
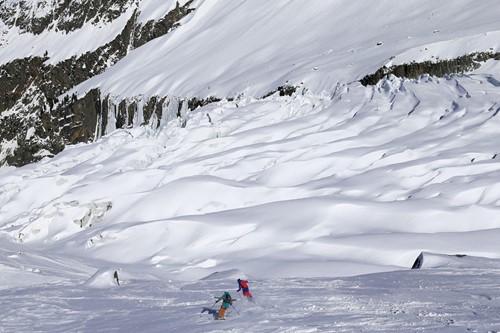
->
[360, 52, 500, 86]
[0, 1, 195, 167]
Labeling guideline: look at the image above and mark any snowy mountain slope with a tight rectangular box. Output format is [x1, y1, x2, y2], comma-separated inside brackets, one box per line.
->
[70, 0, 500, 99]
[2, 1, 500, 331]
[2, 0, 500, 167]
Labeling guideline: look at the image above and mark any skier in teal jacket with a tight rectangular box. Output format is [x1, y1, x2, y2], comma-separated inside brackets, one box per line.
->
[215, 291, 233, 320]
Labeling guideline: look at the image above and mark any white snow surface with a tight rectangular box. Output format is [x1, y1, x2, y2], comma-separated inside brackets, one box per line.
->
[2, 1, 500, 331]
[70, 0, 500, 99]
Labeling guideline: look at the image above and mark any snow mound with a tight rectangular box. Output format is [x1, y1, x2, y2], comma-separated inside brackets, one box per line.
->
[180, 269, 248, 293]
[412, 252, 500, 270]
[84, 268, 120, 288]
[199, 269, 246, 281]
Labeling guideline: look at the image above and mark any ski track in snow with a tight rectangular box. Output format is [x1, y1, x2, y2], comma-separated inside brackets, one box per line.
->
[0, 264, 499, 332]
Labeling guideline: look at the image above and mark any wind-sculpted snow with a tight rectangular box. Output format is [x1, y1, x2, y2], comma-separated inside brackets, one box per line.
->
[2, 74, 500, 281]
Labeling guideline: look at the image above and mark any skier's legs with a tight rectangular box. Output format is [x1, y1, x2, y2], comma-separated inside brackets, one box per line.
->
[217, 305, 227, 319]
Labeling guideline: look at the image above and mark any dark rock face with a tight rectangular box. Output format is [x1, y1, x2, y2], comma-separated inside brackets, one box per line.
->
[261, 85, 298, 99]
[133, 1, 193, 49]
[187, 96, 223, 111]
[360, 52, 500, 86]
[0, 1, 195, 167]
[0, 57, 48, 112]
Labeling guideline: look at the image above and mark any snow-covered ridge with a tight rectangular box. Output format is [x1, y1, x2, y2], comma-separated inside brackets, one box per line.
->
[388, 30, 500, 67]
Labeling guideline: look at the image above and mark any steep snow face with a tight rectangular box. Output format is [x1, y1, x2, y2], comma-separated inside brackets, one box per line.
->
[2, 74, 500, 281]
[71, 0, 500, 99]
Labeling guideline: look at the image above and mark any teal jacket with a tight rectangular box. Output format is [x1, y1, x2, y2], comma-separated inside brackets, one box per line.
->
[217, 292, 232, 308]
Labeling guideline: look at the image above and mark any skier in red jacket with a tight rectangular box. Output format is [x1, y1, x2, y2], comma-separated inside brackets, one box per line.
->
[237, 278, 252, 299]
